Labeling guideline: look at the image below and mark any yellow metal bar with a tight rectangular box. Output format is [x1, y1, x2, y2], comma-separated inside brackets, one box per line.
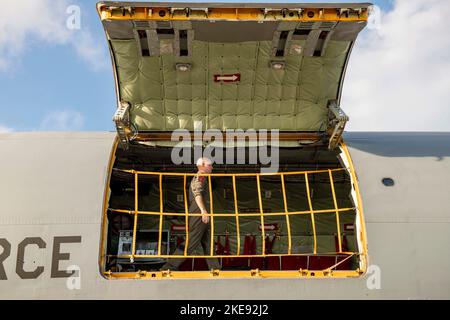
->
[157, 174, 163, 255]
[131, 172, 139, 259]
[109, 207, 356, 217]
[232, 176, 240, 255]
[208, 175, 214, 256]
[256, 175, 265, 255]
[100, 137, 118, 273]
[105, 268, 362, 280]
[304, 173, 317, 254]
[110, 252, 356, 259]
[114, 167, 345, 177]
[183, 175, 189, 257]
[328, 170, 342, 253]
[98, 6, 369, 22]
[340, 142, 369, 272]
[280, 174, 292, 255]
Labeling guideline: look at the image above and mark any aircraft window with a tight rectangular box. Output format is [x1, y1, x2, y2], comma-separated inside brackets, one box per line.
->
[382, 177, 395, 187]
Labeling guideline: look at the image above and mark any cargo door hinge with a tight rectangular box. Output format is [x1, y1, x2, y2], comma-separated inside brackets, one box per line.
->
[337, 8, 364, 19]
[327, 100, 349, 149]
[170, 7, 209, 18]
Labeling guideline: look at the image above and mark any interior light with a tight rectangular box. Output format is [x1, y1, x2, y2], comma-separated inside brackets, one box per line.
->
[270, 61, 285, 70]
[176, 63, 191, 72]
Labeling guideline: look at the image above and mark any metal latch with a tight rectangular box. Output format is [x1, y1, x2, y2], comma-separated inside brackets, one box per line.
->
[263, 8, 303, 19]
[113, 101, 132, 149]
[107, 6, 135, 17]
[170, 7, 209, 18]
[337, 8, 364, 18]
[327, 100, 349, 149]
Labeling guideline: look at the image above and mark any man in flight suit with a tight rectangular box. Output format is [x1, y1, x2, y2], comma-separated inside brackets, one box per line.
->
[161, 157, 221, 271]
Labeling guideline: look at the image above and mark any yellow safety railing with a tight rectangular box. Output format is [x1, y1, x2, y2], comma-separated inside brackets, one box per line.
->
[208, 175, 214, 256]
[131, 173, 138, 261]
[304, 172, 317, 255]
[232, 175, 240, 255]
[108, 167, 359, 261]
[329, 169, 342, 253]
[280, 174, 292, 254]
[183, 175, 189, 257]
[256, 175, 266, 255]
[158, 174, 163, 255]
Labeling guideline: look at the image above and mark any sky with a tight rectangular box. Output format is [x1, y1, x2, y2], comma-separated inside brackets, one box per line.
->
[0, 0, 448, 133]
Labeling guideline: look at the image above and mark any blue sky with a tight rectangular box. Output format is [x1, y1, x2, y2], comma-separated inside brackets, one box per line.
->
[2, 0, 449, 132]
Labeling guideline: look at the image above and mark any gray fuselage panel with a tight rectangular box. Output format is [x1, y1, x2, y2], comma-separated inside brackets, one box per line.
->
[0, 132, 449, 299]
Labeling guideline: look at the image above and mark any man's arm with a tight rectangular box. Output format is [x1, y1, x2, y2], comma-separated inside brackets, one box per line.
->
[195, 195, 210, 224]
[192, 177, 210, 224]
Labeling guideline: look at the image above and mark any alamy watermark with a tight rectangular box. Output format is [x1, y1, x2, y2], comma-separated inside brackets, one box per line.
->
[66, 5, 81, 30]
[366, 265, 381, 290]
[66, 264, 81, 290]
[171, 125, 280, 173]
[367, 5, 382, 32]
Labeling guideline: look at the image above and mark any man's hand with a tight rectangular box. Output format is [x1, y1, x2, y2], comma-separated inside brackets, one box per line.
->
[201, 210, 210, 224]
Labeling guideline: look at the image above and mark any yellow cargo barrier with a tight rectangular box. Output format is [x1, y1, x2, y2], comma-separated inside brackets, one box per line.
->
[102, 140, 368, 279]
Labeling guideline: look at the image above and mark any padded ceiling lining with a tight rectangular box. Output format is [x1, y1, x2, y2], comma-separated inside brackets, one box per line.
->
[112, 38, 349, 131]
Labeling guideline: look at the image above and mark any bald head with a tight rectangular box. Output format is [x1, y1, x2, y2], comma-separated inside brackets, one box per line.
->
[196, 157, 213, 173]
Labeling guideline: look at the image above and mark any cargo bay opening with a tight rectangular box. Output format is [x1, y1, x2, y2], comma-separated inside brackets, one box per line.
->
[97, 2, 370, 278]
[101, 139, 368, 279]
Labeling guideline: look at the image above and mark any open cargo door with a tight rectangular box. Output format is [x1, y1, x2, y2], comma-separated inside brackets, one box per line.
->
[98, 2, 370, 279]
[98, 2, 370, 149]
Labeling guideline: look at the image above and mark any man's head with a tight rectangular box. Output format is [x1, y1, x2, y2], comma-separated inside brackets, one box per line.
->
[196, 157, 213, 174]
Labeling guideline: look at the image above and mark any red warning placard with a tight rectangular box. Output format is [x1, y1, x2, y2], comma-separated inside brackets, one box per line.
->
[213, 73, 241, 82]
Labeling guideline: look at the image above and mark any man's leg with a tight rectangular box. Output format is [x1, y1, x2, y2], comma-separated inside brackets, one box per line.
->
[161, 216, 205, 270]
[201, 223, 221, 270]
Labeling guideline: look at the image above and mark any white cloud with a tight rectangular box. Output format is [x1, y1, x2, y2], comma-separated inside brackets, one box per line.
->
[344, 0, 450, 131]
[0, 0, 107, 72]
[2, 0, 449, 132]
[73, 30, 108, 72]
[39, 110, 84, 131]
[0, 125, 13, 133]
